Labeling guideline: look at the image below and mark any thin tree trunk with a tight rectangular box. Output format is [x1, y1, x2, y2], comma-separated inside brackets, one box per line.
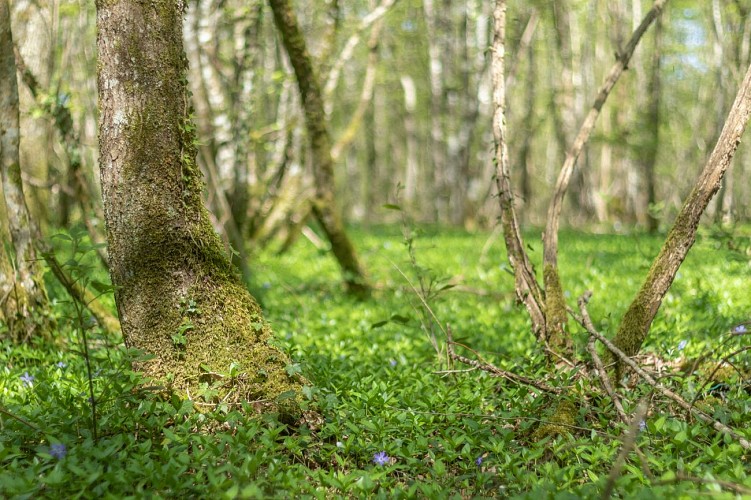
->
[542, 0, 668, 356]
[96, 0, 303, 414]
[613, 61, 751, 367]
[492, 0, 546, 340]
[400, 75, 418, 206]
[642, 15, 662, 233]
[268, 0, 370, 297]
[0, 0, 51, 340]
[424, 0, 448, 222]
[13, 46, 109, 269]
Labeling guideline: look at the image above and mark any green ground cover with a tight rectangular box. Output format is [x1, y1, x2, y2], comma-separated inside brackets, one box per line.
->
[1, 226, 750, 498]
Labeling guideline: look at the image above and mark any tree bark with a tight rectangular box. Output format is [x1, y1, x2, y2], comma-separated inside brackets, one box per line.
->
[268, 0, 370, 297]
[613, 60, 751, 366]
[0, 0, 51, 340]
[492, 0, 546, 341]
[96, 0, 303, 413]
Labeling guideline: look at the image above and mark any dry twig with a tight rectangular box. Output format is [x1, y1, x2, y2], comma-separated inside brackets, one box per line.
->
[602, 399, 650, 499]
[575, 292, 751, 450]
[446, 326, 562, 395]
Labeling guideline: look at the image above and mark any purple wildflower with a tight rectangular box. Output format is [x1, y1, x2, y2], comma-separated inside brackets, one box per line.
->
[476, 455, 484, 466]
[56, 361, 67, 369]
[639, 420, 647, 432]
[677, 340, 687, 351]
[373, 451, 389, 466]
[49, 444, 67, 459]
[389, 359, 397, 367]
[734, 324, 748, 334]
[20, 372, 34, 386]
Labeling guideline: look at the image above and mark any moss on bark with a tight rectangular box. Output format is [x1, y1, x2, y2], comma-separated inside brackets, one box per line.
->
[543, 264, 573, 358]
[97, 0, 304, 416]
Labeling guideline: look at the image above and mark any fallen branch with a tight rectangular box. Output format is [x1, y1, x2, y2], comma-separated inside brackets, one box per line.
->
[575, 292, 751, 450]
[653, 472, 751, 495]
[586, 333, 628, 424]
[40, 249, 120, 337]
[602, 399, 650, 499]
[447, 326, 562, 395]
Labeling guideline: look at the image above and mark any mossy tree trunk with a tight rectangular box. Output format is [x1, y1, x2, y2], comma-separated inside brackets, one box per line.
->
[0, 0, 51, 341]
[268, 0, 370, 298]
[96, 0, 303, 412]
[613, 60, 751, 365]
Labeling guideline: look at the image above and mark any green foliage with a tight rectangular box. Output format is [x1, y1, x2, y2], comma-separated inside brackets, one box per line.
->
[1, 227, 750, 497]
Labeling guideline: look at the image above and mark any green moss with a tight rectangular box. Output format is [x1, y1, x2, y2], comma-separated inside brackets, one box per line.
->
[543, 264, 572, 356]
[612, 213, 699, 375]
[100, 0, 304, 418]
[533, 400, 577, 440]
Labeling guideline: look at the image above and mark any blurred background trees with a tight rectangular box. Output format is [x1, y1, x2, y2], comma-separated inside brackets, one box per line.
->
[3, 0, 751, 271]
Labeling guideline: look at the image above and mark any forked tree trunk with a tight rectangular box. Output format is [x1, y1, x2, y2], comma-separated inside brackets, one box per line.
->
[268, 0, 369, 297]
[613, 61, 751, 366]
[96, 0, 302, 414]
[0, 0, 50, 340]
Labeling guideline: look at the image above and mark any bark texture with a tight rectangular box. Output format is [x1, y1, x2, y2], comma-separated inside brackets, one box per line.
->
[268, 0, 369, 297]
[96, 0, 302, 413]
[492, 0, 546, 340]
[0, 0, 50, 340]
[613, 60, 751, 364]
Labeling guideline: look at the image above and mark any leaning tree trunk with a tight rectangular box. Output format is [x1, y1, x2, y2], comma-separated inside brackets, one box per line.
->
[96, 0, 302, 414]
[612, 60, 751, 368]
[268, 0, 369, 297]
[0, 0, 50, 341]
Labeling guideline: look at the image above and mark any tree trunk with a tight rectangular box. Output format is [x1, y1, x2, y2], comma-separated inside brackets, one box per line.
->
[492, 0, 547, 341]
[613, 61, 751, 368]
[268, 0, 369, 297]
[96, 0, 303, 414]
[641, 15, 662, 233]
[0, 0, 51, 340]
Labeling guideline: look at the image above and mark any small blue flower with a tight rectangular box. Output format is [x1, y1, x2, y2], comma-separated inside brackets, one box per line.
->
[56, 361, 66, 369]
[49, 443, 67, 459]
[373, 451, 389, 466]
[734, 324, 748, 334]
[262, 282, 271, 290]
[639, 420, 647, 432]
[677, 340, 688, 351]
[20, 372, 34, 386]
[476, 455, 484, 466]
[389, 359, 397, 367]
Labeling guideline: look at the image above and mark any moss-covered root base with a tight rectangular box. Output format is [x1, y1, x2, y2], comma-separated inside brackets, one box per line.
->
[126, 270, 306, 421]
[543, 264, 574, 358]
[611, 300, 650, 379]
[533, 400, 577, 441]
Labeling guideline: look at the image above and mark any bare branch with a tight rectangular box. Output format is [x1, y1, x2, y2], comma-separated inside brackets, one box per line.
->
[446, 326, 563, 395]
[602, 399, 650, 499]
[544, 0, 669, 271]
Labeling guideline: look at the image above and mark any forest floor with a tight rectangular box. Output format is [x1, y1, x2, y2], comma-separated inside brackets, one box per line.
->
[1, 225, 750, 498]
